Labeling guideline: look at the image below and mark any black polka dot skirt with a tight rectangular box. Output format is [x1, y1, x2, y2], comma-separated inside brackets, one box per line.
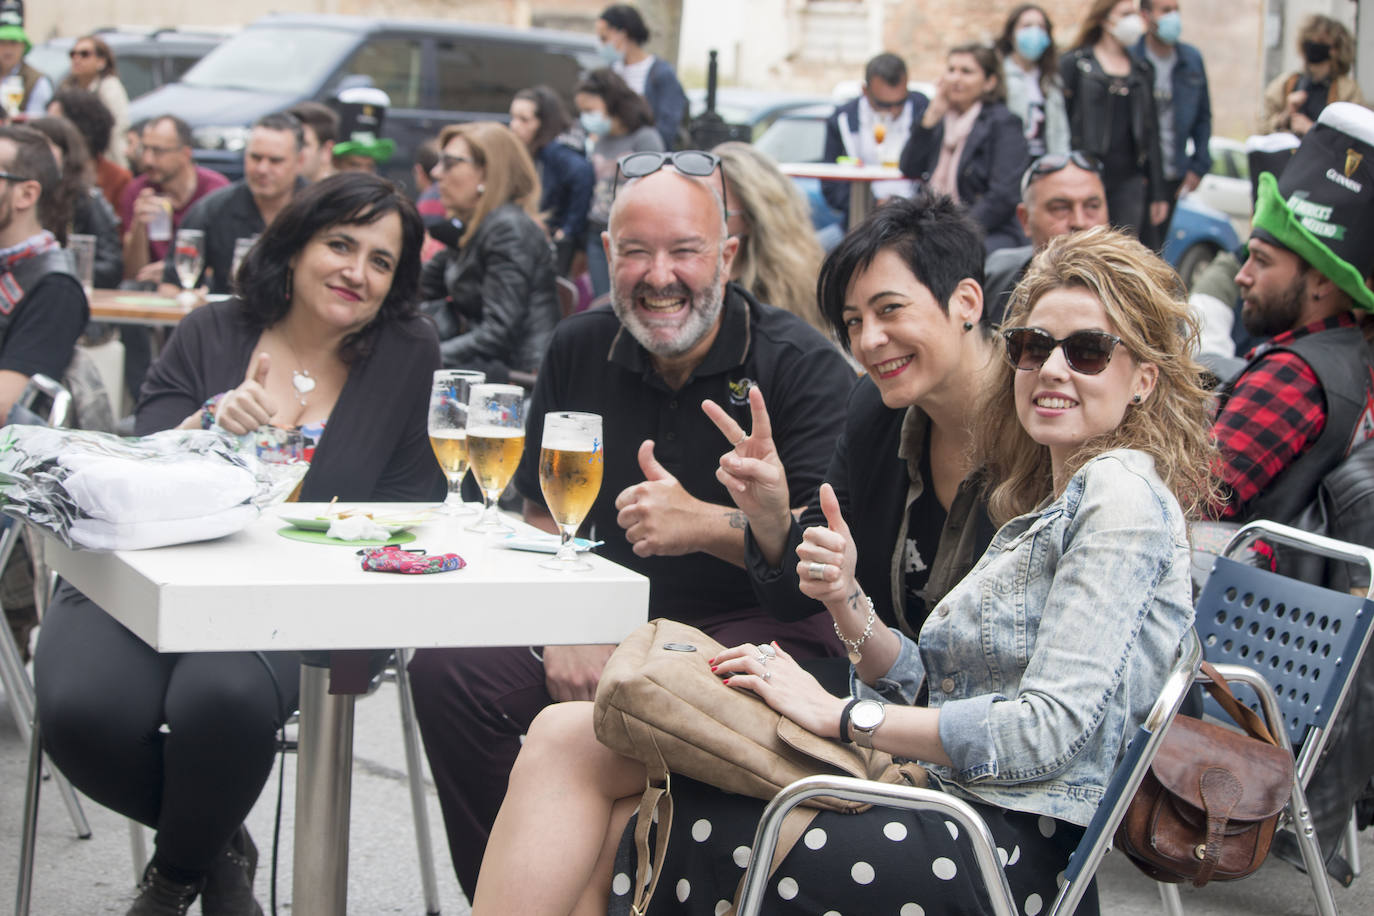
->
[608, 775, 1098, 916]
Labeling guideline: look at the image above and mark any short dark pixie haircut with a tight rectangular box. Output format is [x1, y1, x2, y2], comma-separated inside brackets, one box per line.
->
[599, 4, 650, 45]
[236, 172, 424, 364]
[817, 193, 987, 350]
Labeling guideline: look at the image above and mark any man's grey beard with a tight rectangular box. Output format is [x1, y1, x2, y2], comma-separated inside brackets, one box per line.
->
[610, 253, 728, 359]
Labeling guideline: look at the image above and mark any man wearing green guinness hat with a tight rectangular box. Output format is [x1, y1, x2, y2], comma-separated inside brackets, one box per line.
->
[329, 86, 395, 174]
[0, 0, 51, 116]
[1213, 101, 1374, 523]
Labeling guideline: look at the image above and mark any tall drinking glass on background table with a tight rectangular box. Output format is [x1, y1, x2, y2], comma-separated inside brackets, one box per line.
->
[428, 369, 485, 515]
[230, 235, 259, 290]
[172, 228, 205, 307]
[465, 383, 525, 533]
[537, 412, 603, 571]
[67, 233, 95, 298]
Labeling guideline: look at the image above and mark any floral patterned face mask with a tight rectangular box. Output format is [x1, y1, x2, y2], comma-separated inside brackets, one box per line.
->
[357, 545, 466, 574]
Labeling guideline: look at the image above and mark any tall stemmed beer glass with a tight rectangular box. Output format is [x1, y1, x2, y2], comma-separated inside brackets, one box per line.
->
[537, 412, 604, 571]
[465, 384, 525, 533]
[428, 370, 485, 515]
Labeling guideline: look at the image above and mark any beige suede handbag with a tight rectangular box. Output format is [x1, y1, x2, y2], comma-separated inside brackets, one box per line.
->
[593, 618, 926, 914]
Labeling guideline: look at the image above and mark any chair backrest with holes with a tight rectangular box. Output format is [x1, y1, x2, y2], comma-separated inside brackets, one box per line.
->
[1194, 555, 1374, 755]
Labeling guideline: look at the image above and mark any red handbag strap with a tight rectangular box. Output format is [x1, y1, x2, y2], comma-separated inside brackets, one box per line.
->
[1198, 660, 1280, 747]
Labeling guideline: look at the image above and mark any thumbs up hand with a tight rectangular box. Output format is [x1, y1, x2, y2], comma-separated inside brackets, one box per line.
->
[614, 439, 705, 557]
[214, 351, 279, 435]
[795, 483, 860, 605]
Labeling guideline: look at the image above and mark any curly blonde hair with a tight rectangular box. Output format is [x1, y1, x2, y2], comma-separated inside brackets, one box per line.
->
[711, 142, 828, 334]
[972, 227, 1220, 524]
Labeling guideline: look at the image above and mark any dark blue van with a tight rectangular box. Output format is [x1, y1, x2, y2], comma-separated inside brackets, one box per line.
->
[128, 13, 599, 190]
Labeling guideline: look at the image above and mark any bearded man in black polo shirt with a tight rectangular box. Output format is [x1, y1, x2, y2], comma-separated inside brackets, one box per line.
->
[409, 153, 856, 898]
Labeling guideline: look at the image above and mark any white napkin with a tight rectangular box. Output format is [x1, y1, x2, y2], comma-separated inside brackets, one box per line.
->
[60, 453, 257, 523]
[326, 515, 392, 541]
[70, 504, 260, 551]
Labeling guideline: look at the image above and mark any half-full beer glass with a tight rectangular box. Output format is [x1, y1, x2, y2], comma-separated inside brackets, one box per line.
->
[465, 383, 525, 533]
[537, 412, 603, 570]
[428, 369, 485, 514]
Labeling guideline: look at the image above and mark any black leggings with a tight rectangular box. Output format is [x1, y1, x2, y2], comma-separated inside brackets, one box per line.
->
[33, 581, 300, 875]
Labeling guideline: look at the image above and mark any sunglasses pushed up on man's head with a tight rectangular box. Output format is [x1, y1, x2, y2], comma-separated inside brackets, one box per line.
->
[612, 150, 726, 204]
[1019, 151, 1104, 197]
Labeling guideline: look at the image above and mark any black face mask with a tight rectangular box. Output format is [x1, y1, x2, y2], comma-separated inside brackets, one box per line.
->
[1303, 41, 1333, 64]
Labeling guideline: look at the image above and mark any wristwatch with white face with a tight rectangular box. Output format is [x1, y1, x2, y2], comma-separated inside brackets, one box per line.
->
[848, 699, 885, 748]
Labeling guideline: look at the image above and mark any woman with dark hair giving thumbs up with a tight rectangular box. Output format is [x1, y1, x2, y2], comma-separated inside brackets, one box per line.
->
[34, 172, 445, 916]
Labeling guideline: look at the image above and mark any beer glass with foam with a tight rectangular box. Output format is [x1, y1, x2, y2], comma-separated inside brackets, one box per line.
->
[537, 412, 604, 570]
[464, 383, 526, 533]
[427, 369, 486, 514]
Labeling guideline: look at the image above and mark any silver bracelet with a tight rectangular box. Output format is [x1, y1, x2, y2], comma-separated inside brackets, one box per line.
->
[833, 595, 876, 665]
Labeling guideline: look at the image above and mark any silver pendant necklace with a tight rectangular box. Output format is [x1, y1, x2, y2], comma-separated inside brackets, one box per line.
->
[279, 329, 317, 406]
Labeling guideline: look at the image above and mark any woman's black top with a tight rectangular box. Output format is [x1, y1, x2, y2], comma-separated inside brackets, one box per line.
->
[746, 375, 996, 639]
[136, 299, 446, 503]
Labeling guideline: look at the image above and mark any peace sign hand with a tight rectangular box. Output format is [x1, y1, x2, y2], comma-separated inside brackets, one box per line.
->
[702, 385, 793, 564]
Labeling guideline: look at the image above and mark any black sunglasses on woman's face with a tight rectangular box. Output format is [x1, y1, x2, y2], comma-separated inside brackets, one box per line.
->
[1002, 327, 1123, 375]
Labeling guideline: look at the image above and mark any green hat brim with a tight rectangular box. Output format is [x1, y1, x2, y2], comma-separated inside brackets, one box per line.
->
[1251, 170, 1374, 311]
[332, 138, 395, 165]
[0, 26, 30, 54]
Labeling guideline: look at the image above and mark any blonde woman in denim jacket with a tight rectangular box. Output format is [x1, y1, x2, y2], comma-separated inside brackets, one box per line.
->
[470, 227, 1218, 915]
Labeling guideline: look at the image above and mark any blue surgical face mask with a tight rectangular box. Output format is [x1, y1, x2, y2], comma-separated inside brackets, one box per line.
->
[597, 41, 623, 65]
[1154, 11, 1182, 45]
[580, 110, 612, 137]
[1015, 25, 1051, 61]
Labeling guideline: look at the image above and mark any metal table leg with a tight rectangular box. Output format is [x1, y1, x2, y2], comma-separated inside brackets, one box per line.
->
[293, 660, 356, 916]
[847, 181, 876, 228]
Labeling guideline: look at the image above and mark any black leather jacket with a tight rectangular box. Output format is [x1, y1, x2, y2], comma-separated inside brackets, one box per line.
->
[1059, 46, 1165, 203]
[418, 203, 560, 383]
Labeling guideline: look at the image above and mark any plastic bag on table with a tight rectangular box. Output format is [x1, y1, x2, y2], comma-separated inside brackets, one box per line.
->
[0, 426, 308, 550]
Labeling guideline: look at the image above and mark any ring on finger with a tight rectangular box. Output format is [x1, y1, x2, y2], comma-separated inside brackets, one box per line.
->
[807, 561, 828, 581]
[762, 670, 773, 681]
[758, 643, 777, 660]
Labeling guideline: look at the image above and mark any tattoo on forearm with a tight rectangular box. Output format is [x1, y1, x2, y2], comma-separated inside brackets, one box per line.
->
[726, 510, 748, 530]
[847, 589, 861, 611]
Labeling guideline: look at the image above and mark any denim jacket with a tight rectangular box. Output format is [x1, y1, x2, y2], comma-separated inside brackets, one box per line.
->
[854, 449, 1194, 825]
[1131, 38, 1213, 179]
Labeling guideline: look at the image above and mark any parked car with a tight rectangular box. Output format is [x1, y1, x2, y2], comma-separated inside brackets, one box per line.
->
[686, 88, 829, 143]
[1162, 195, 1242, 290]
[26, 28, 228, 102]
[752, 79, 936, 165]
[128, 13, 599, 190]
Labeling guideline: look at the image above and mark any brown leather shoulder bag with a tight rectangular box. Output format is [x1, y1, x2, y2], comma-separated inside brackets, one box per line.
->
[1115, 661, 1295, 886]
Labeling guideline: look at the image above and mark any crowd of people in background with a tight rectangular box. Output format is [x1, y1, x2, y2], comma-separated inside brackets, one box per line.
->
[0, 0, 1372, 914]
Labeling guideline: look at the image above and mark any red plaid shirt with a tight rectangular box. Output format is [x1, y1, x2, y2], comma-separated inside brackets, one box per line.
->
[1213, 312, 1362, 518]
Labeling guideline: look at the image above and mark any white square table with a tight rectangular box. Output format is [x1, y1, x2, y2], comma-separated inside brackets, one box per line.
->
[40, 503, 649, 915]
